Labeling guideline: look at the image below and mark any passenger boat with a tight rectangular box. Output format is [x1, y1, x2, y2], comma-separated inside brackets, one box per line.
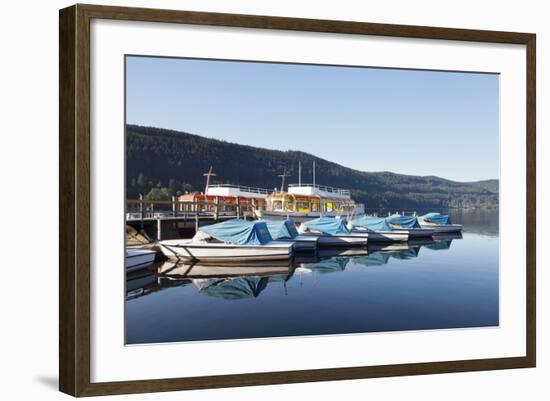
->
[262, 219, 319, 251]
[418, 212, 463, 233]
[348, 216, 409, 242]
[158, 219, 294, 262]
[386, 215, 434, 238]
[299, 217, 368, 246]
[125, 248, 157, 272]
[255, 183, 364, 222]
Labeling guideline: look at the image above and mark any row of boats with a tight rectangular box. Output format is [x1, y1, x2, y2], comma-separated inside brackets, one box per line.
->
[127, 238, 455, 301]
[126, 212, 462, 268]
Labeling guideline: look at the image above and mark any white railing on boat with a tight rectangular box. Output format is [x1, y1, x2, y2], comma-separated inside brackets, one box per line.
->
[288, 183, 351, 196]
[207, 184, 272, 195]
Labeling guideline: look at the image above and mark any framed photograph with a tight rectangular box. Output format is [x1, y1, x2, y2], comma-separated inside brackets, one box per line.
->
[59, 4, 536, 397]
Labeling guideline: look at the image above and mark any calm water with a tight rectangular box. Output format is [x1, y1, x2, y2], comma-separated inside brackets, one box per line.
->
[125, 209, 499, 344]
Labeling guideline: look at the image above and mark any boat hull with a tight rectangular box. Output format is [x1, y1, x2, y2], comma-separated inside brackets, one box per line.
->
[420, 223, 463, 233]
[277, 235, 319, 251]
[158, 240, 293, 262]
[125, 249, 157, 272]
[255, 209, 358, 223]
[352, 228, 409, 243]
[316, 233, 367, 247]
[405, 228, 435, 238]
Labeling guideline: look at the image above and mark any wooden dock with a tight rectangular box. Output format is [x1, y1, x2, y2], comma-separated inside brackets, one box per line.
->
[126, 196, 255, 241]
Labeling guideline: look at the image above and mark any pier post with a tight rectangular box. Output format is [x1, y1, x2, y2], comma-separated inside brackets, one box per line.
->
[157, 218, 162, 241]
[236, 196, 241, 219]
[172, 195, 177, 217]
[139, 193, 144, 230]
[214, 196, 220, 221]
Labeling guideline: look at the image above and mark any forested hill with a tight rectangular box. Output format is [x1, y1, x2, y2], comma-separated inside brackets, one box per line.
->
[126, 125, 499, 210]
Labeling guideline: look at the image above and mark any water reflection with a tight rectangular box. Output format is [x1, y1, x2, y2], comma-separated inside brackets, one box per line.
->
[449, 209, 498, 236]
[127, 235, 457, 302]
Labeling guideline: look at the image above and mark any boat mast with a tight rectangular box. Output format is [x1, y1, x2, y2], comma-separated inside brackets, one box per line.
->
[313, 160, 316, 186]
[298, 161, 302, 186]
[203, 166, 216, 194]
[278, 168, 290, 193]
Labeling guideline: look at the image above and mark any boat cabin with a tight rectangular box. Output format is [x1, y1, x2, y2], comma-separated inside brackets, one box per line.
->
[264, 184, 360, 214]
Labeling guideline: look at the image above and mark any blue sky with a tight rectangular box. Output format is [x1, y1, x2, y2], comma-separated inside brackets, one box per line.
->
[126, 56, 499, 182]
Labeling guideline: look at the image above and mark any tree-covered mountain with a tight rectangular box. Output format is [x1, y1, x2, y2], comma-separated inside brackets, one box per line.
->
[126, 125, 499, 211]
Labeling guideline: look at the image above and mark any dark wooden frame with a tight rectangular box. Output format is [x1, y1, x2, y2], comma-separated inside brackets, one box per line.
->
[59, 3, 536, 397]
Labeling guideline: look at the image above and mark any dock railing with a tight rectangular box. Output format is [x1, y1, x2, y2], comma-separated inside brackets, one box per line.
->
[126, 195, 256, 222]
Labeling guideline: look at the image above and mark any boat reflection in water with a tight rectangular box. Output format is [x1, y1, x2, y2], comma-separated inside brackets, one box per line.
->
[126, 259, 295, 301]
[127, 235, 459, 302]
[125, 210, 501, 344]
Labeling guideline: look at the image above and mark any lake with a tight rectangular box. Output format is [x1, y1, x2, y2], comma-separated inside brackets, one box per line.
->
[125, 209, 499, 344]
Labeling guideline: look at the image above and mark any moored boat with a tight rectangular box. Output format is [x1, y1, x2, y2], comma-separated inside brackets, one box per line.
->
[348, 215, 409, 242]
[418, 212, 463, 233]
[126, 248, 157, 272]
[158, 219, 293, 263]
[299, 217, 368, 246]
[262, 219, 319, 251]
[386, 215, 434, 238]
[255, 183, 364, 222]
[254, 162, 364, 222]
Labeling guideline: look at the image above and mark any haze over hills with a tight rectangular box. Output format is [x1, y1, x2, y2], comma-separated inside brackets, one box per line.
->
[126, 125, 499, 211]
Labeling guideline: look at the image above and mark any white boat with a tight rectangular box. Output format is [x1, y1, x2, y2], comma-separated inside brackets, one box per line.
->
[158, 219, 293, 263]
[404, 228, 435, 238]
[418, 213, 463, 233]
[125, 248, 157, 272]
[386, 215, 434, 238]
[299, 217, 368, 247]
[348, 216, 409, 242]
[313, 233, 367, 246]
[256, 210, 348, 222]
[419, 222, 463, 233]
[262, 219, 319, 251]
[352, 229, 408, 242]
[255, 163, 364, 222]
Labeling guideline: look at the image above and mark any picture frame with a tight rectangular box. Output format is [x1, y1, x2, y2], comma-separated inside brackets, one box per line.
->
[59, 3, 536, 397]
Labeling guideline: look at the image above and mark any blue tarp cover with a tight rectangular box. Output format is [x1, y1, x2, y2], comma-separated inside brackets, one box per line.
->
[386, 215, 421, 229]
[199, 219, 273, 245]
[352, 216, 393, 231]
[421, 212, 452, 225]
[302, 217, 350, 235]
[263, 220, 299, 240]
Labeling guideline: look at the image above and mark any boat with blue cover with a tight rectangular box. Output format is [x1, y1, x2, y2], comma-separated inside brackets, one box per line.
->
[418, 212, 463, 233]
[262, 219, 319, 251]
[158, 219, 294, 262]
[298, 217, 368, 246]
[385, 215, 434, 238]
[348, 216, 409, 242]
